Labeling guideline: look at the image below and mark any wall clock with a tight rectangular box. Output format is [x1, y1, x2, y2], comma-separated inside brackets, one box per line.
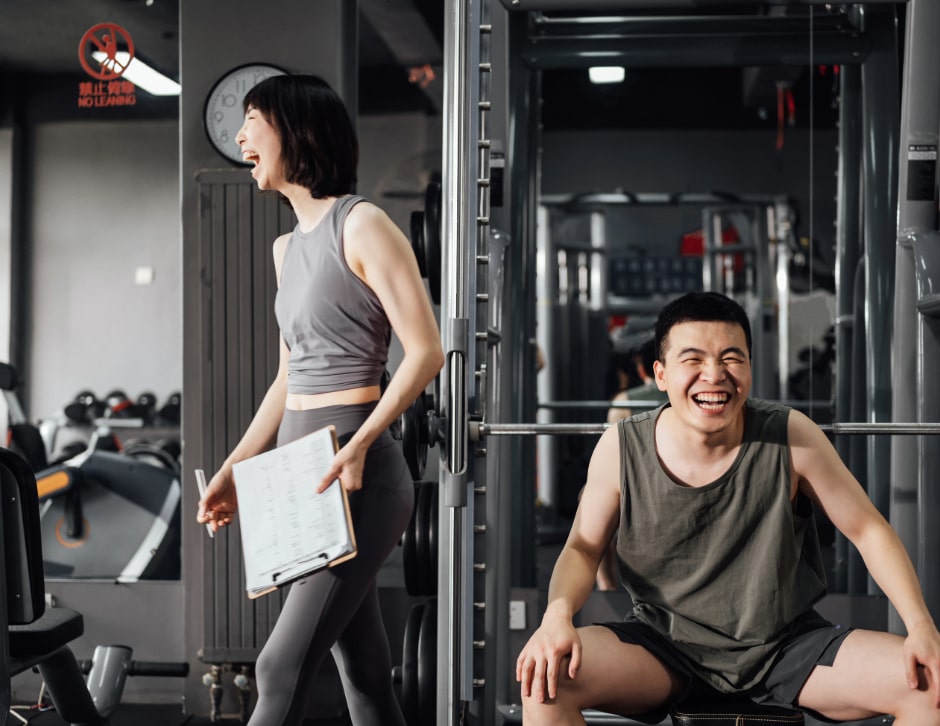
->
[203, 63, 287, 164]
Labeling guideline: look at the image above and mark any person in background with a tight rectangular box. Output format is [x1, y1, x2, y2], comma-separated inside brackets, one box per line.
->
[197, 75, 443, 726]
[607, 337, 669, 425]
[518, 291, 940, 726]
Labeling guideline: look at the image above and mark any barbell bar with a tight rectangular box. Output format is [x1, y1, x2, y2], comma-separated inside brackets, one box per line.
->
[538, 399, 834, 411]
[469, 421, 940, 439]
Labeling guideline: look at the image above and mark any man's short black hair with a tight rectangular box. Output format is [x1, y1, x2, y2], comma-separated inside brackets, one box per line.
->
[243, 74, 358, 198]
[654, 292, 752, 361]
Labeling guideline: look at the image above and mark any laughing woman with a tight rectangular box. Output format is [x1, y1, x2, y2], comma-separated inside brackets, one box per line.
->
[197, 74, 443, 726]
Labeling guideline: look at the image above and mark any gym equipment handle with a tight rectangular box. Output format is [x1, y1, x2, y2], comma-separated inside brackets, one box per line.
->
[79, 659, 190, 677]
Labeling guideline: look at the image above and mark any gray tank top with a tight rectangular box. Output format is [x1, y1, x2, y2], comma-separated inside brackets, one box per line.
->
[274, 195, 390, 395]
[616, 398, 827, 693]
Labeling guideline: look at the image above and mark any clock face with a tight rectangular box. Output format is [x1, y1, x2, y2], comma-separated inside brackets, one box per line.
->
[204, 64, 286, 164]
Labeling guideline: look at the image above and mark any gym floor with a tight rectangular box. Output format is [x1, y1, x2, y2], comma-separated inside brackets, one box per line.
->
[4, 704, 351, 725]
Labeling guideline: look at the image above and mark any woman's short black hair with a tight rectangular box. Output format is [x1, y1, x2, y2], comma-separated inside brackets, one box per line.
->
[243, 74, 358, 198]
[653, 291, 753, 361]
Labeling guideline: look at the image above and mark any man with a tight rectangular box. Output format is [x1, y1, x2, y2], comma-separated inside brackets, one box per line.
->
[517, 291, 940, 725]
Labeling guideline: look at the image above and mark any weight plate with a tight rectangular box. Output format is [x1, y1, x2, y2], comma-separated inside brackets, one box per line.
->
[423, 177, 442, 306]
[402, 482, 421, 597]
[402, 394, 428, 481]
[417, 598, 437, 726]
[401, 602, 424, 724]
[427, 483, 438, 586]
[414, 481, 431, 597]
[410, 209, 427, 278]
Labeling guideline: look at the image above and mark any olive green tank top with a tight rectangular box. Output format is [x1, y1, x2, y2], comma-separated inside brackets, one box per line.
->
[615, 399, 827, 693]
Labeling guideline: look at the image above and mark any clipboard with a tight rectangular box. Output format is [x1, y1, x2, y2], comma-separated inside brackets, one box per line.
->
[231, 425, 357, 598]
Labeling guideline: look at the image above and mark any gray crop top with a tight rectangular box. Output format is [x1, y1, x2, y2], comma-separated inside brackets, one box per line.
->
[274, 195, 391, 395]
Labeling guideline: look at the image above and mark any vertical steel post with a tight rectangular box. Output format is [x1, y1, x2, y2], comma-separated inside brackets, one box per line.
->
[893, 0, 940, 629]
[859, 7, 900, 577]
[440, 0, 483, 721]
[508, 11, 540, 588]
[899, 0, 940, 624]
[832, 62, 863, 594]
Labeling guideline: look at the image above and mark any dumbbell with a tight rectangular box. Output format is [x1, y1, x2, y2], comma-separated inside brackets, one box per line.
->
[158, 392, 181, 425]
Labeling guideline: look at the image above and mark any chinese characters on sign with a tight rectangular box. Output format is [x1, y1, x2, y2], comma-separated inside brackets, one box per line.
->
[77, 23, 136, 109]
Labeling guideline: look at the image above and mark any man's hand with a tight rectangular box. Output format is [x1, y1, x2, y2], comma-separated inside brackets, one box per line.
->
[903, 622, 940, 707]
[516, 614, 582, 703]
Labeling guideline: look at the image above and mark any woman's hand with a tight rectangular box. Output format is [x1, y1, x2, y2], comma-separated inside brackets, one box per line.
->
[318, 442, 367, 493]
[197, 467, 239, 532]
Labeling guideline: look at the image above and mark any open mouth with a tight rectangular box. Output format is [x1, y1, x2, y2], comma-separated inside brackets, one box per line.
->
[692, 392, 730, 411]
[243, 151, 260, 166]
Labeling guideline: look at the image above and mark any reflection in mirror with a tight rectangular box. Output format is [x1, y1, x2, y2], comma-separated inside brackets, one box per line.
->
[3, 365, 182, 581]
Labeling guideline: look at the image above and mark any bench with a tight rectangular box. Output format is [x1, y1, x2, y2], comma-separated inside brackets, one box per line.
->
[670, 699, 804, 725]
[0, 447, 133, 724]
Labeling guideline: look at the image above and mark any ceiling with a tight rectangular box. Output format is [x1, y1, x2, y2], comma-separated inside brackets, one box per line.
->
[0, 0, 848, 130]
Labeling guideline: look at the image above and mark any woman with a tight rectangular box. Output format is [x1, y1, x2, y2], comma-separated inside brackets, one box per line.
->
[197, 74, 444, 726]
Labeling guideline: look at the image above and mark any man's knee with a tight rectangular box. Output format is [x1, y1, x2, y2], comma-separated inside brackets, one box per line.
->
[893, 671, 940, 724]
[521, 688, 580, 725]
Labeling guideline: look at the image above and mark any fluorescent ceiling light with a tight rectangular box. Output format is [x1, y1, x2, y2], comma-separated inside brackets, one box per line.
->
[589, 66, 625, 84]
[91, 51, 181, 96]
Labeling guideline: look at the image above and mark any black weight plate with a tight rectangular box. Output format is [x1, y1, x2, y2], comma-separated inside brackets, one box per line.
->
[417, 598, 437, 726]
[410, 209, 427, 278]
[414, 481, 431, 597]
[401, 602, 424, 724]
[423, 178, 442, 305]
[402, 395, 427, 481]
[427, 483, 438, 585]
[402, 482, 421, 597]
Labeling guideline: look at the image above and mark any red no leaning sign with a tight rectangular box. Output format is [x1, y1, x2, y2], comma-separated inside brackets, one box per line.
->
[77, 23, 137, 109]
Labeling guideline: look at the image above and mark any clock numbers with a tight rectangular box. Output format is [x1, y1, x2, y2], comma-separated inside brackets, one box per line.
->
[204, 64, 286, 164]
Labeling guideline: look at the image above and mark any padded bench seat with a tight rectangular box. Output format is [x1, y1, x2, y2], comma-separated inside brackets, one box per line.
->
[671, 699, 804, 725]
[8, 606, 84, 672]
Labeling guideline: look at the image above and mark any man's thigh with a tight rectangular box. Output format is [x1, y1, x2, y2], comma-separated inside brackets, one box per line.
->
[796, 629, 918, 722]
[555, 625, 686, 717]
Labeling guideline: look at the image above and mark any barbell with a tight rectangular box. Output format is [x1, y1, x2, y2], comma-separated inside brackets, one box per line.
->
[469, 421, 940, 438]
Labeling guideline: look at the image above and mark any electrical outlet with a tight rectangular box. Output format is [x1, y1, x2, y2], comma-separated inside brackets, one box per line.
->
[509, 600, 526, 630]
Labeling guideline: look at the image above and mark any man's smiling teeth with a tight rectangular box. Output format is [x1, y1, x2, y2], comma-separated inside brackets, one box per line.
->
[693, 393, 729, 408]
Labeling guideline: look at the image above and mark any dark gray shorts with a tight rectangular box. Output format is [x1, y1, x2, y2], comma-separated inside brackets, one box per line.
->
[598, 609, 852, 724]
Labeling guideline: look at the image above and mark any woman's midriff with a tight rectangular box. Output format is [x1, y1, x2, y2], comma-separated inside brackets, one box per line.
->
[285, 384, 381, 411]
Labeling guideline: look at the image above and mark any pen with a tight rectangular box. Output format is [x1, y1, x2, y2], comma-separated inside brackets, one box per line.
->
[194, 468, 215, 539]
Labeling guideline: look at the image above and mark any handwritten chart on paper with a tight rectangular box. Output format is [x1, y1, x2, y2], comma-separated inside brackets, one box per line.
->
[232, 426, 354, 595]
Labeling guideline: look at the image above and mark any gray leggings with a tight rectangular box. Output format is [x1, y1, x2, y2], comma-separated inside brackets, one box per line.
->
[248, 404, 413, 726]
